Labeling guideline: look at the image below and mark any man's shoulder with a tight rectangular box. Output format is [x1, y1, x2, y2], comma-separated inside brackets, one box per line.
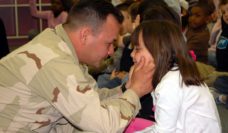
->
[38, 28, 61, 41]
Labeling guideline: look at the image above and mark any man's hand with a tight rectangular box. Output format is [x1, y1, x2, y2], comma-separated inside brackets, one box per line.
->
[126, 57, 155, 97]
[110, 70, 128, 80]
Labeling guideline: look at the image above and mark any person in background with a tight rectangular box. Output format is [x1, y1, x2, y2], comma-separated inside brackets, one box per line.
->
[214, 0, 228, 109]
[207, 0, 222, 67]
[29, 0, 68, 29]
[216, 0, 228, 72]
[0, 0, 154, 132]
[132, 20, 221, 133]
[0, 17, 9, 59]
[119, 1, 140, 72]
[186, 1, 215, 64]
[28, 0, 68, 40]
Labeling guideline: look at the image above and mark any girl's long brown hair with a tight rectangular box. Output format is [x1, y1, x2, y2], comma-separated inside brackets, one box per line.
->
[131, 20, 203, 88]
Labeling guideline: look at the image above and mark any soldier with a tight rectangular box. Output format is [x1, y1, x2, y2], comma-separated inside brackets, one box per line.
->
[0, 0, 154, 132]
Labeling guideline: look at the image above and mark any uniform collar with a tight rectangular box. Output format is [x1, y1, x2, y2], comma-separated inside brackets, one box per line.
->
[54, 24, 79, 64]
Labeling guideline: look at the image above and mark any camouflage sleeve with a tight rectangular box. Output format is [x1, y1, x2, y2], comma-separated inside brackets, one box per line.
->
[29, 56, 141, 133]
[96, 85, 122, 100]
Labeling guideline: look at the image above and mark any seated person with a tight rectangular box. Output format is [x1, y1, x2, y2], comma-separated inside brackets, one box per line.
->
[186, 1, 215, 64]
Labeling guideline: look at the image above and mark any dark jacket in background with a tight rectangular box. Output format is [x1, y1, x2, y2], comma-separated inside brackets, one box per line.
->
[0, 18, 9, 59]
[216, 18, 228, 72]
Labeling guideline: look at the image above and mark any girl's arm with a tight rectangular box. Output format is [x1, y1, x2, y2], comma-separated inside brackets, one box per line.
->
[29, 0, 52, 20]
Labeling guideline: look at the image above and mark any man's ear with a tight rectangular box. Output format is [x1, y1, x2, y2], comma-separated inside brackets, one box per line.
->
[79, 27, 91, 45]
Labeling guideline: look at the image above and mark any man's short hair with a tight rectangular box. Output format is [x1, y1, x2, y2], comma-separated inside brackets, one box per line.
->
[64, 0, 123, 33]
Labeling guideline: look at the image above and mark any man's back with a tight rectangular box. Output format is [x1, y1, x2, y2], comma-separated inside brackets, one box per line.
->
[0, 27, 69, 132]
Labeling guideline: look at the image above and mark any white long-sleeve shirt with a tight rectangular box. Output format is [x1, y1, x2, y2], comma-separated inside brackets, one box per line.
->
[137, 69, 221, 133]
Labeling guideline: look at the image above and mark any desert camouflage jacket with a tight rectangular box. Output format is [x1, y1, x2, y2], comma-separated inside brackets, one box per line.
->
[0, 25, 140, 133]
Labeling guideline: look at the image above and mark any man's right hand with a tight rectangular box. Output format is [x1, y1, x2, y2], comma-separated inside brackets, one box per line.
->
[126, 57, 155, 98]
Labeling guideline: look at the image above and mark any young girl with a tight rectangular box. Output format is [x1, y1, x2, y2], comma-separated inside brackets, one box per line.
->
[29, 0, 68, 29]
[124, 5, 182, 133]
[129, 20, 221, 133]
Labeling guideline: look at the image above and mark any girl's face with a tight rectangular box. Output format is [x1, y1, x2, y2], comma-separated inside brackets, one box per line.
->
[131, 32, 154, 66]
[220, 3, 228, 24]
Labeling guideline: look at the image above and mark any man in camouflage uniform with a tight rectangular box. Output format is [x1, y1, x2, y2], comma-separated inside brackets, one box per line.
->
[0, 0, 154, 132]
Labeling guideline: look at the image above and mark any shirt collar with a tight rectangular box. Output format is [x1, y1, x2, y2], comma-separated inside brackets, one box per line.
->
[54, 24, 79, 64]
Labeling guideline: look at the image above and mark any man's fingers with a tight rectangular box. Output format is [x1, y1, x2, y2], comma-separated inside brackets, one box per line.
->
[134, 57, 145, 71]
